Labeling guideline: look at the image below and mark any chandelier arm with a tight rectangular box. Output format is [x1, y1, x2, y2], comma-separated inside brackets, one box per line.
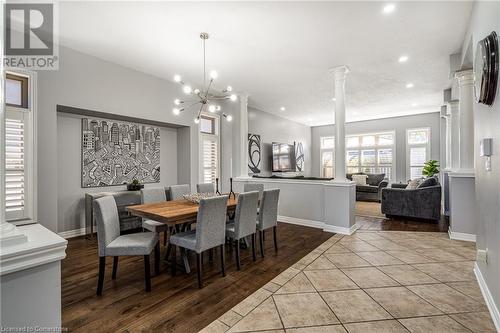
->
[184, 101, 202, 109]
[209, 95, 231, 100]
[205, 79, 214, 98]
[196, 103, 204, 119]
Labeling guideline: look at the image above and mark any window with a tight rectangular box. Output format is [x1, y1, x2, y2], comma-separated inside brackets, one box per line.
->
[320, 136, 334, 178]
[407, 128, 430, 180]
[5, 72, 35, 223]
[346, 132, 395, 179]
[200, 115, 219, 185]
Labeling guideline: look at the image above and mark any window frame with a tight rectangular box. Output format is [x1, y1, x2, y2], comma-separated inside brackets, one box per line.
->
[6, 73, 29, 108]
[199, 113, 220, 185]
[406, 127, 431, 180]
[319, 136, 335, 178]
[4, 70, 37, 225]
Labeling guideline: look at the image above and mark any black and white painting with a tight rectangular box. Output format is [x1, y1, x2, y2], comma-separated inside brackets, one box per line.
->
[81, 118, 160, 188]
[248, 134, 261, 174]
[295, 142, 304, 172]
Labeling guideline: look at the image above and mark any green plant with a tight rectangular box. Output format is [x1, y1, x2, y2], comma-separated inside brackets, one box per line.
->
[131, 179, 140, 185]
[422, 160, 440, 177]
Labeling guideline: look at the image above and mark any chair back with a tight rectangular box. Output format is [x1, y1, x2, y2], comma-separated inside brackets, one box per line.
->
[257, 189, 280, 231]
[141, 187, 167, 204]
[197, 183, 214, 194]
[244, 183, 264, 200]
[170, 184, 191, 200]
[233, 191, 259, 239]
[195, 195, 228, 252]
[94, 196, 121, 257]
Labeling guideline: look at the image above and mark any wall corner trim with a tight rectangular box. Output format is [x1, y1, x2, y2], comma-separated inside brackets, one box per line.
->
[448, 227, 476, 242]
[58, 227, 87, 239]
[474, 262, 500, 332]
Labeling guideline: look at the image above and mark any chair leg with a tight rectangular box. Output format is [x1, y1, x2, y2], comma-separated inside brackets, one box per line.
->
[262, 230, 266, 241]
[154, 243, 160, 276]
[171, 245, 177, 276]
[260, 230, 265, 258]
[196, 252, 203, 289]
[235, 240, 241, 270]
[112, 256, 118, 280]
[273, 226, 278, 252]
[209, 248, 214, 263]
[251, 234, 257, 261]
[144, 255, 151, 292]
[220, 244, 226, 277]
[165, 227, 173, 260]
[97, 257, 105, 296]
[163, 230, 167, 246]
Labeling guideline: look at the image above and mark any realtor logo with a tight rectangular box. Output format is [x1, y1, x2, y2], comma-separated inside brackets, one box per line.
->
[4, 3, 59, 69]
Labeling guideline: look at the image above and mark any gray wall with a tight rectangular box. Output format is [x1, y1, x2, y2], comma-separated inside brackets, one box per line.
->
[56, 113, 178, 232]
[311, 112, 441, 183]
[248, 107, 312, 176]
[465, 0, 500, 317]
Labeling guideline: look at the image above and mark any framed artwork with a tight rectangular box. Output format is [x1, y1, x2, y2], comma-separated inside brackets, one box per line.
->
[248, 134, 261, 174]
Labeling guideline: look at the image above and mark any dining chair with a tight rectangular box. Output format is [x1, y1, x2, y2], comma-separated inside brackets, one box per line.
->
[257, 189, 280, 258]
[141, 187, 170, 246]
[170, 184, 191, 200]
[94, 196, 159, 295]
[170, 195, 228, 288]
[197, 183, 214, 194]
[244, 183, 264, 200]
[226, 191, 259, 270]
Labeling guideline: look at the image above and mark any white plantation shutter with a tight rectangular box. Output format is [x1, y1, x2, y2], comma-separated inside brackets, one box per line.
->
[407, 128, 430, 180]
[5, 114, 26, 220]
[202, 136, 218, 184]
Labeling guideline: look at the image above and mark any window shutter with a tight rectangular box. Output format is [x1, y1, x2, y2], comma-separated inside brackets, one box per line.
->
[202, 137, 218, 184]
[5, 117, 25, 219]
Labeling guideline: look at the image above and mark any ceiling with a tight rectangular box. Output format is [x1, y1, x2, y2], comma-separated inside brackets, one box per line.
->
[57, 1, 473, 126]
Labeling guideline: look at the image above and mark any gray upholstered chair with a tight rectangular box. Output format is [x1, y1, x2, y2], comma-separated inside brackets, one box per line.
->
[170, 195, 228, 288]
[226, 191, 259, 270]
[170, 184, 191, 200]
[257, 189, 280, 258]
[244, 183, 264, 200]
[141, 187, 170, 245]
[94, 196, 159, 295]
[197, 183, 214, 194]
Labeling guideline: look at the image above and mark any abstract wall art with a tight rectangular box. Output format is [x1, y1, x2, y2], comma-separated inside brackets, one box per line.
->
[248, 134, 261, 174]
[81, 118, 160, 188]
[295, 142, 305, 172]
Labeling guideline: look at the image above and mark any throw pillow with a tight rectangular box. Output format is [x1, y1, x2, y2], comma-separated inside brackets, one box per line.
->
[417, 176, 438, 188]
[407, 178, 423, 189]
[352, 174, 368, 186]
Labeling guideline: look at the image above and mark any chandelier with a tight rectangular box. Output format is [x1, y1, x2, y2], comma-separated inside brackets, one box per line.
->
[172, 32, 237, 123]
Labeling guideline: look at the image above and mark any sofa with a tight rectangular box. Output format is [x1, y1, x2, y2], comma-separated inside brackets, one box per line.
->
[381, 177, 441, 221]
[347, 173, 389, 202]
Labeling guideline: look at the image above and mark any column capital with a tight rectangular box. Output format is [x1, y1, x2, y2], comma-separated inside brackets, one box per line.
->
[455, 69, 474, 87]
[329, 65, 350, 81]
[447, 99, 459, 112]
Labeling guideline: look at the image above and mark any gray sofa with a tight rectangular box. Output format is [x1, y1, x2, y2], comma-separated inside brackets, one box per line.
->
[347, 173, 389, 202]
[381, 177, 441, 221]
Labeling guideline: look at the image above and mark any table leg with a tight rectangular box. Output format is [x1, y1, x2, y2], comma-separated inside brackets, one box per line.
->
[180, 248, 191, 274]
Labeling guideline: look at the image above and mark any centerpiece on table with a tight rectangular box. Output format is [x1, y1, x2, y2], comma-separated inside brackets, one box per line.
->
[126, 179, 144, 191]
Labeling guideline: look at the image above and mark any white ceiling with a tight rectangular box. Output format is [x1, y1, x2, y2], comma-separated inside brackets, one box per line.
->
[57, 1, 473, 126]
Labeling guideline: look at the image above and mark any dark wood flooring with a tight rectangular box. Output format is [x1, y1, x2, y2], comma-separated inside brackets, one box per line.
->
[61, 215, 448, 332]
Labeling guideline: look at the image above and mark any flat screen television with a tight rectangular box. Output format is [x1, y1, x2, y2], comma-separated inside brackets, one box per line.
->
[272, 142, 295, 172]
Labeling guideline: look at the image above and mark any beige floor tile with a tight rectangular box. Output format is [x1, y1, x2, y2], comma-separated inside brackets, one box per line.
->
[407, 284, 486, 313]
[365, 286, 442, 318]
[398, 315, 471, 333]
[263, 281, 282, 293]
[242, 331, 284, 333]
[305, 255, 337, 270]
[273, 293, 339, 328]
[378, 265, 439, 285]
[321, 289, 392, 323]
[344, 320, 410, 333]
[385, 251, 436, 264]
[218, 310, 243, 327]
[304, 269, 359, 291]
[275, 272, 316, 294]
[450, 311, 497, 332]
[416, 248, 472, 262]
[446, 281, 486, 304]
[271, 267, 301, 286]
[292, 252, 322, 270]
[367, 240, 408, 251]
[325, 244, 352, 254]
[342, 240, 380, 252]
[341, 267, 400, 288]
[357, 251, 405, 266]
[353, 232, 386, 241]
[228, 298, 283, 333]
[412, 262, 474, 282]
[445, 246, 477, 260]
[200, 320, 230, 333]
[286, 325, 347, 333]
[324, 253, 371, 268]
[232, 288, 273, 316]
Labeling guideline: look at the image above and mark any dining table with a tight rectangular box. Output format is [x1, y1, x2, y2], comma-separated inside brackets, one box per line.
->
[126, 194, 238, 273]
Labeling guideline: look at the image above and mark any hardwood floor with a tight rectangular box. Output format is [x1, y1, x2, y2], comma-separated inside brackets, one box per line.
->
[61, 222, 332, 332]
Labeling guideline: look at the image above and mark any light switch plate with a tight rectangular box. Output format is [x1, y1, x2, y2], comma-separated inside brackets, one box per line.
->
[477, 249, 488, 264]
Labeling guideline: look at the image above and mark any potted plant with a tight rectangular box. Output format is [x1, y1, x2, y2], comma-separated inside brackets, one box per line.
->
[127, 179, 144, 191]
[422, 160, 440, 177]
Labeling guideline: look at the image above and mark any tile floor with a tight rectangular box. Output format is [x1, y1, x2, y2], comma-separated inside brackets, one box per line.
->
[200, 230, 497, 333]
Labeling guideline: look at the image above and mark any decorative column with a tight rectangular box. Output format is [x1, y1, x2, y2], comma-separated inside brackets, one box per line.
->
[330, 65, 350, 182]
[238, 93, 249, 178]
[448, 100, 460, 170]
[455, 69, 475, 172]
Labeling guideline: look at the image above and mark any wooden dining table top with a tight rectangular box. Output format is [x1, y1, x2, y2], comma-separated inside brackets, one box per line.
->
[126, 194, 238, 226]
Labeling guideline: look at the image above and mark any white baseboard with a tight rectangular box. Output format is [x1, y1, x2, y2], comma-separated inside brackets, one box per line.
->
[474, 262, 500, 332]
[448, 227, 476, 242]
[278, 215, 358, 235]
[58, 227, 87, 239]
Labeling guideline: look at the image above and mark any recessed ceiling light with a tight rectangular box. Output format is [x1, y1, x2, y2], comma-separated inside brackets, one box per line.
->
[406, 83, 414, 88]
[280, 106, 286, 111]
[332, 97, 337, 101]
[398, 55, 409, 63]
[382, 3, 396, 14]
[411, 103, 418, 107]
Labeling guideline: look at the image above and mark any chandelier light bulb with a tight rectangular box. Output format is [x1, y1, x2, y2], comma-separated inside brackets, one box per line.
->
[173, 108, 180, 115]
[210, 70, 218, 79]
[226, 115, 233, 122]
[230, 94, 237, 101]
[194, 88, 200, 94]
[174, 74, 182, 82]
[216, 105, 221, 111]
[208, 105, 216, 113]
[183, 85, 192, 94]
[194, 117, 200, 124]
[226, 86, 232, 92]
[174, 99, 181, 105]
